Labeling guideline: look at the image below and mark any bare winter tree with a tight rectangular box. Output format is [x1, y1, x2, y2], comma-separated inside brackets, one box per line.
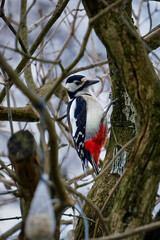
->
[0, 0, 160, 240]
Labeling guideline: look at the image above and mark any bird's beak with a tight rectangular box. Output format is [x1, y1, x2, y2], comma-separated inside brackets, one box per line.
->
[84, 79, 99, 87]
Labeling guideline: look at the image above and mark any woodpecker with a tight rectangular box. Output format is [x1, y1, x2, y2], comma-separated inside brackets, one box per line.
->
[66, 75, 107, 175]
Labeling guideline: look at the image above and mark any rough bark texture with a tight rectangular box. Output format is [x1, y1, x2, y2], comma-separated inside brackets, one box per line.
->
[0, 106, 39, 122]
[75, 0, 160, 239]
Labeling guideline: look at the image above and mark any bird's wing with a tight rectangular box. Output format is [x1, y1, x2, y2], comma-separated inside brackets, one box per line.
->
[67, 96, 99, 175]
[67, 96, 86, 160]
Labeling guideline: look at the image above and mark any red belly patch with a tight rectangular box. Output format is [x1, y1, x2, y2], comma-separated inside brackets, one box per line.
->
[85, 123, 107, 164]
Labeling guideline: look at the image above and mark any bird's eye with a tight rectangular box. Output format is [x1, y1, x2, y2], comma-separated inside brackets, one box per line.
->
[74, 81, 81, 85]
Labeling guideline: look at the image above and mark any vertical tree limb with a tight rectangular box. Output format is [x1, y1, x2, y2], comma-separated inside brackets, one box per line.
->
[75, 0, 160, 239]
[19, 0, 37, 90]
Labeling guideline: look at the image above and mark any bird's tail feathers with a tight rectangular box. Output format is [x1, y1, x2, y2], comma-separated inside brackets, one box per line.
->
[84, 151, 99, 175]
[82, 158, 88, 175]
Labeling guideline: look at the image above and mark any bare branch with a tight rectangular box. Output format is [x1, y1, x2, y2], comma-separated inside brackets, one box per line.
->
[19, 0, 37, 90]
[0, 0, 27, 52]
[69, 60, 108, 75]
[0, 0, 69, 103]
[89, 221, 160, 240]
[0, 106, 39, 122]
[89, 0, 125, 25]
[66, 184, 109, 235]
[0, 159, 17, 182]
[0, 222, 22, 240]
[44, 24, 92, 102]
[0, 51, 70, 207]
[143, 24, 160, 52]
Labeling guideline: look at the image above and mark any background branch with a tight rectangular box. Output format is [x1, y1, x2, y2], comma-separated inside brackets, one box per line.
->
[143, 24, 160, 52]
[0, 106, 39, 122]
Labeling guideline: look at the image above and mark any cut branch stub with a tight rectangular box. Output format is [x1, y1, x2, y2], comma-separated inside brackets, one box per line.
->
[8, 130, 40, 198]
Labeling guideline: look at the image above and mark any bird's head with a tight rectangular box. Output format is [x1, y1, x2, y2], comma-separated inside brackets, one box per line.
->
[65, 75, 99, 99]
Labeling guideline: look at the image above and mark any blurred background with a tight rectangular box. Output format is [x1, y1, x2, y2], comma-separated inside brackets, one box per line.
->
[0, 0, 160, 239]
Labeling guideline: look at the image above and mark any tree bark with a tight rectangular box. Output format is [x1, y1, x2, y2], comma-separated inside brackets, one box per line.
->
[0, 106, 39, 122]
[75, 1, 160, 239]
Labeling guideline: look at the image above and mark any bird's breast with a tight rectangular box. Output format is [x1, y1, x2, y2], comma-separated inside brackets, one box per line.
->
[84, 95, 104, 140]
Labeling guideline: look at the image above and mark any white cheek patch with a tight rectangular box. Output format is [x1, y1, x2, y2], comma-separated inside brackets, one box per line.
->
[66, 82, 78, 92]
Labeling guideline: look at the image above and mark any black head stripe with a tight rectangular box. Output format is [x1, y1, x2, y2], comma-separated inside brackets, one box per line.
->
[68, 83, 90, 99]
[66, 75, 85, 84]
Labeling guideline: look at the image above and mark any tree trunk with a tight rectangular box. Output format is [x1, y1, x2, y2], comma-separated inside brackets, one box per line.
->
[75, 1, 160, 239]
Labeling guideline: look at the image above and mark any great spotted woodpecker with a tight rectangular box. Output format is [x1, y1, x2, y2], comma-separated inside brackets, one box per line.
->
[66, 75, 107, 175]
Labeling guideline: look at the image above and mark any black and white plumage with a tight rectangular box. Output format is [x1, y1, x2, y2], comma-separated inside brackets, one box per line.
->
[66, 75, 107, 175]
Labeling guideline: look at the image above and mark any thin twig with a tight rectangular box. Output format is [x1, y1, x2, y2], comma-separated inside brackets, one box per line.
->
[0, 52, 70, 207]
[44, 23, 92, 101]
[0, 0, 27, 52]
[63, 213, 99, 225]
[0, 43, 61, 64]
[72, 136, 137, 189]
[0, 216, 22, 221]
[42, 0, 82, 80]
[0, 159, 17, 182]
[3, 72, 14, 134]
[146, 0, 152, 31]
[0, 222, 22, 240]
[136, 0, 144, 34]
[89, 0, 125, 25]
[29, 0, 69, 56]
[66, 184, 109, 235]
[103, 98, 119, 118]
[67, 169, 94, 185]
[0, 190, 18, 195]
[69, 61, 108, 75]
[0, 0, 70, 104]
[0, 177, 15, 187]
[28, 7, 55, 32]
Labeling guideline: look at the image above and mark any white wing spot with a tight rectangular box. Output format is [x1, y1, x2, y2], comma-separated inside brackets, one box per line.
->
[69, 99, 77, 137]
